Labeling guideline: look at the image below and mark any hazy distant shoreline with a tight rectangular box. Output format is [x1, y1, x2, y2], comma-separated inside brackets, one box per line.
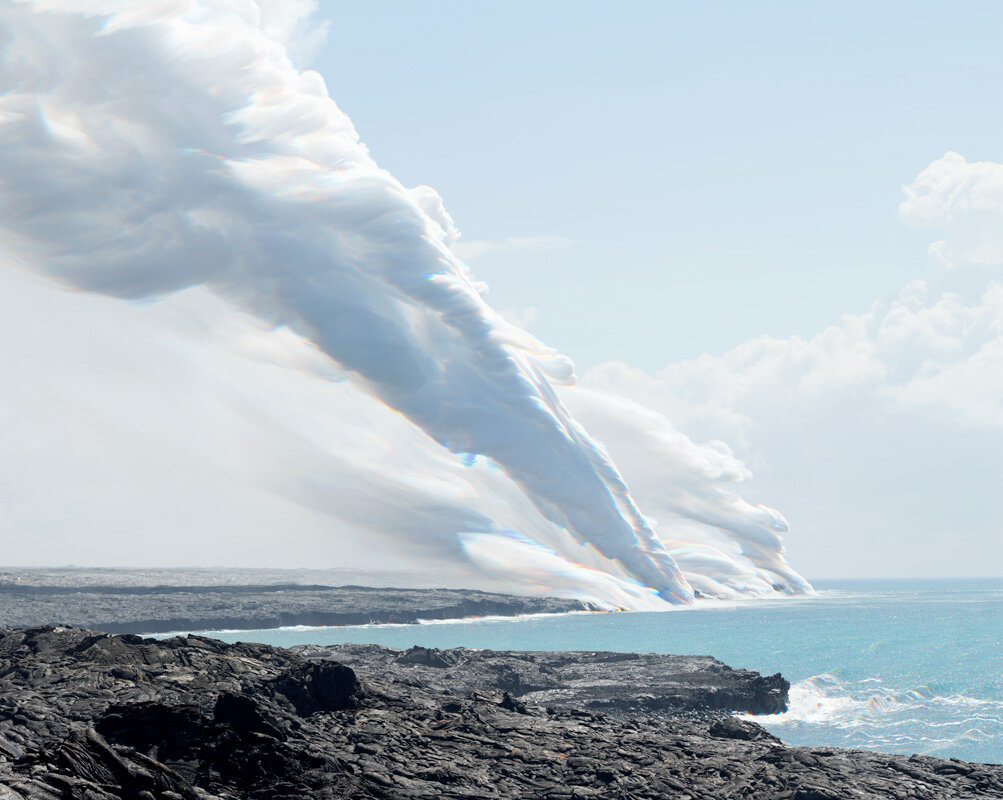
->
[0, 567, 591, 635]
[0, 566, 509, 590]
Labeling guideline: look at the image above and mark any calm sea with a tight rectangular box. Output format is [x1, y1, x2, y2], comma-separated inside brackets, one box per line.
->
[191, 579, 1002, 764]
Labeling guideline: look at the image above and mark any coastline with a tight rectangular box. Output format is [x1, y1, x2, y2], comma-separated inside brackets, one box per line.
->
[0, 567, 825, 638]
[154, 610, 604, 639]
[0, 578, 596, 635]
[0, 627, 999, 800]
[1, 570, 998, 773]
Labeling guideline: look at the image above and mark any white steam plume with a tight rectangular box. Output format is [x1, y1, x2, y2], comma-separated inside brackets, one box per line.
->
[0, 0, 810, 606]
[558, 388, 812, 597]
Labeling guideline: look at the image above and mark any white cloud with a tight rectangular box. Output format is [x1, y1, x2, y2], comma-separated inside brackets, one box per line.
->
[585, 279, 1003, 436]
[0, 263, 646, 605]
[257, 0, 332, 65]
[580, 277, 1003, 578]
[452, 235, 578, 261]
[900, 151, 1003, 269]
[0, 0, 813, 605]
[1, 0, 691, 606]
[7, 4, 999, 590]
[498, 305, 540, 330]
[558, 388, 811, 598]
[568, 150, 1003, 579]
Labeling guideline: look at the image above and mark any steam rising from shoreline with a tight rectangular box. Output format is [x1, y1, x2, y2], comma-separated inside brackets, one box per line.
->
[0, 0, 809, 607]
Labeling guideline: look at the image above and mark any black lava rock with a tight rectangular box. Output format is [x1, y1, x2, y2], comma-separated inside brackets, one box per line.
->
[268, 661, 362, 714]
[0, 580, 595, 634]
[0, 627, 998, 800]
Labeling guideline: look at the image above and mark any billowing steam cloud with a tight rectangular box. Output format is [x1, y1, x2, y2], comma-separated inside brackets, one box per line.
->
[0, 0, 809, 607]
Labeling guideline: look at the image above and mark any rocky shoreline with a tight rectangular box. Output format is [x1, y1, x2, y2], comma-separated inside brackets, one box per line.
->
[0, 627, 999, 799]
[0, 582, 592, 634]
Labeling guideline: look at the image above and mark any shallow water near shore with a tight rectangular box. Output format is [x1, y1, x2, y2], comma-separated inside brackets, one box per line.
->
[192, 578, 1002, 764]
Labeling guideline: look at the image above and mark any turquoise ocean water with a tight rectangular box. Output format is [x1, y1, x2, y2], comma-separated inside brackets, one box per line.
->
[191, 579, 1001, 764]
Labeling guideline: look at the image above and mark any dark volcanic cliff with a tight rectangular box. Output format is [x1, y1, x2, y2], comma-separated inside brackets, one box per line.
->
[0, 628, 999, 799]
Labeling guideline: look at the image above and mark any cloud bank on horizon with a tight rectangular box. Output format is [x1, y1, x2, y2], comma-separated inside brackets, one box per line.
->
[0, 0, 816, 607]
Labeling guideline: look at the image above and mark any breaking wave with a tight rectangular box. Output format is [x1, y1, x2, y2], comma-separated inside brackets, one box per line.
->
[752, 674, 1003, 761]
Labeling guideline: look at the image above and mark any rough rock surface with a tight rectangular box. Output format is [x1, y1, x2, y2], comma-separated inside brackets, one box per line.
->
[298, 644, 791, 715]
[0, 628, 999, 799]
[0, 584, 591, 634]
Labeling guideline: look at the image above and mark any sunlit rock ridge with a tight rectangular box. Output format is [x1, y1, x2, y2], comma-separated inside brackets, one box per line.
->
[0, 0, 810, 608]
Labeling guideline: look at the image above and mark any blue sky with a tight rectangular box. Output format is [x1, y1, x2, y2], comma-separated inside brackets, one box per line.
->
[306, 2, 1003, 578]
[314, 0, 1003, 370]
[0, 1, 998, 582]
